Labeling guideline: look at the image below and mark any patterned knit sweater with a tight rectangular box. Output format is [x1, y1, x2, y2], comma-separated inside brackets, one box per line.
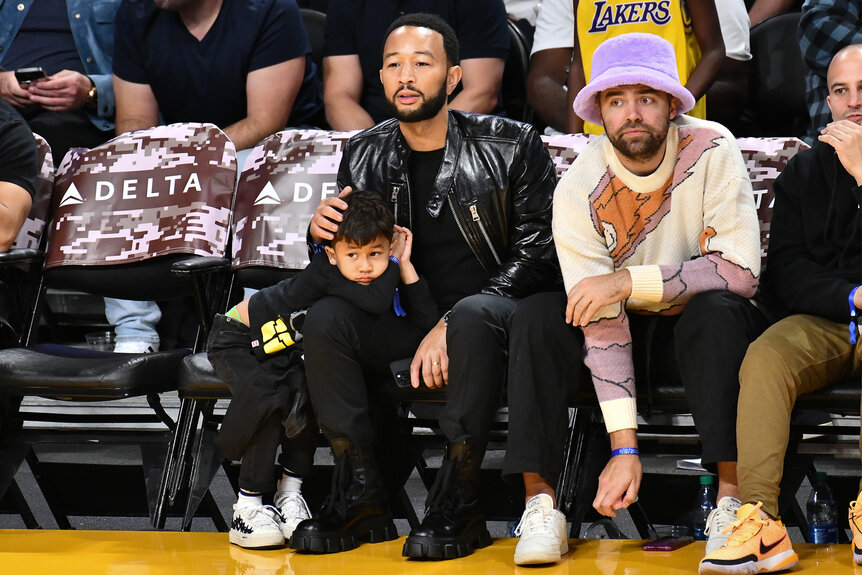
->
[552, 115, 761, 432]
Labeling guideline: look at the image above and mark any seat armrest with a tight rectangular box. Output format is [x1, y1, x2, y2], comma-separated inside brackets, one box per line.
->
[0, 248, 43, 265]
[170, 256, 231, 277]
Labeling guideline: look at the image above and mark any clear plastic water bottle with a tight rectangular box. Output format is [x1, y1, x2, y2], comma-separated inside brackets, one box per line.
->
[692, 475, 717, 540]
[807, 471, 838, 544]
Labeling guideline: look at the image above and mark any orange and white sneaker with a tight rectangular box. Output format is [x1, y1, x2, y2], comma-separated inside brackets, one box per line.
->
[699, 502, 798, 575]
[849, 491, 862, 565]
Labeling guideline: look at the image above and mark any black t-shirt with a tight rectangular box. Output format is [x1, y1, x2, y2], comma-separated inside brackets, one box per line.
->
[113, 0, 322, 129]
[0, 100, 38, 200]
[3, 0, 85, 75]
[324, 0, 509, 124]
[408, 148, 488, 312]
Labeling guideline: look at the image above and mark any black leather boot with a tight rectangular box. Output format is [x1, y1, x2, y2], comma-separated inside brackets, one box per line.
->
[402, 441, 491, 560]
[289, 438, 398, 553]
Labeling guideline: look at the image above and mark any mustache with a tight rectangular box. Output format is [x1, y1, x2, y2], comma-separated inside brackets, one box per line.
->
[620, 120, 647, 130]
[394, 85, 425, 97]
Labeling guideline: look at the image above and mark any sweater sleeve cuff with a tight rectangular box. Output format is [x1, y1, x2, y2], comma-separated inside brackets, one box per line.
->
[600, 397, 639, 433]
[400, 276, 427, 293]
[628, 265, 663, 302]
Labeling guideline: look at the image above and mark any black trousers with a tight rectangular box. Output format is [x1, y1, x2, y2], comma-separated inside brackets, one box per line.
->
[502, 290, 770, 488]
[302, 294, 519, 452]
[208, 315, 317, 493]
[20, 107, 111, 166]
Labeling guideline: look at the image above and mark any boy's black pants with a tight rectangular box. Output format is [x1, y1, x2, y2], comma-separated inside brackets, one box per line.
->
[208, 314, 317, 493]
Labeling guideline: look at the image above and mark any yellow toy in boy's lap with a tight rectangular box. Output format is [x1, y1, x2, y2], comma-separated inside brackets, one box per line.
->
[260, 317, 295, 354]
[258, 311, 308, 355]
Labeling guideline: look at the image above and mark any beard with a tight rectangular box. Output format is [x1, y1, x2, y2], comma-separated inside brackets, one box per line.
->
[606, 118, 669, 162]
[385, 81, 448, 123]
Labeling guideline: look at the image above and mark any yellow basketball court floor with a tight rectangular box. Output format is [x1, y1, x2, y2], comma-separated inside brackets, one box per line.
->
[0, 530, 856, 574]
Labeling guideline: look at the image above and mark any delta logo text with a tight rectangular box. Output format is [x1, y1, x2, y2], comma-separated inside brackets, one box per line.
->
[58, 173, 203, 207]
[250, 180, 340, 207]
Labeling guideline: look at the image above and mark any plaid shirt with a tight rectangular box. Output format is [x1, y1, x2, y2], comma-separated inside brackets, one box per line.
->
[798, 0, 862, 142]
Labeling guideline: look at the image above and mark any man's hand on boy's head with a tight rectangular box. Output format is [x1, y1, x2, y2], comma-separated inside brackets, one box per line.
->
[310, 186, 352, 243]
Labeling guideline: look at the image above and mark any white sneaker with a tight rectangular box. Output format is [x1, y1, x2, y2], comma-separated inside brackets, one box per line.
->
[704, 496, 741, 555]
[514, 493, 568, 565]
[113, 340, 158, 353]
[274, 491, 311, 539]
[229, 504, 285, 548]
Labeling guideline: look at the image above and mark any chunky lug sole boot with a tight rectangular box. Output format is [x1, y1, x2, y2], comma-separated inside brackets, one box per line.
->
[403, 441, 491, 560]
[289, 438, 397, 553]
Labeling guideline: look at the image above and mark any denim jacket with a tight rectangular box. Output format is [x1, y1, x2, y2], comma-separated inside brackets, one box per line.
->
[0, 0, 121, 131]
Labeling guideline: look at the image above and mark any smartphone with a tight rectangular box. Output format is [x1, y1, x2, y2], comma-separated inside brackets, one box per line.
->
[15, 67, 47, 85]
[389, 357, 413, 388]
[642, 536, 694, 551]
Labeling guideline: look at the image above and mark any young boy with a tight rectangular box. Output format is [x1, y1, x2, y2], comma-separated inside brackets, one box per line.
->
[207, 190, 437, 549]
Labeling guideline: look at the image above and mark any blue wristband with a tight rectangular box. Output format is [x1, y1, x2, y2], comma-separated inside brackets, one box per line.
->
[389, 255, 400, 265]
[611, 447, 639, 457]
[850, 287, 860, 345]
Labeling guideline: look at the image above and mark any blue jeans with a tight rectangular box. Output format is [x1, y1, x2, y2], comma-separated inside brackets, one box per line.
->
[104, 298, 161, 345]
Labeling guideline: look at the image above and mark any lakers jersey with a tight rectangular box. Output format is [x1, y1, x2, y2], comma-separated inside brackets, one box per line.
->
[577, 0, 705, 134]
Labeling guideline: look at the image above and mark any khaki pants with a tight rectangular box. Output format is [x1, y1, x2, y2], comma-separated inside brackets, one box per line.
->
[737, 314, 862, 518]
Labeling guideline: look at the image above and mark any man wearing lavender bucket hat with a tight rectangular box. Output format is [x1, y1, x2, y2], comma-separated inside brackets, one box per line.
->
[502, 32, 769, 565]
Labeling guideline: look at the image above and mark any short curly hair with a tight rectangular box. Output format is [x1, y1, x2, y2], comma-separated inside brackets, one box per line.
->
[332, 190, 394, 246]
[384, 12, 460, 66]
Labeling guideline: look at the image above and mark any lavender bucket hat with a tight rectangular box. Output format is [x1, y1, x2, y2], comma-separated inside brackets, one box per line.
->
[572, 32, 696, 125]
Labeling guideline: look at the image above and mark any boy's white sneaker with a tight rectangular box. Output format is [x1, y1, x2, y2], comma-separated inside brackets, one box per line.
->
[229, 504, 285, 548]
[274, 491, 311, 539]
[514, 493, 569, 565]
[704, 496, 741, 555]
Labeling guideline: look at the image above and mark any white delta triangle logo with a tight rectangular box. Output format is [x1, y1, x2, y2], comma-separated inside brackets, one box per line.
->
[254, 181, 281, 205]
[59, 183, 84, 207]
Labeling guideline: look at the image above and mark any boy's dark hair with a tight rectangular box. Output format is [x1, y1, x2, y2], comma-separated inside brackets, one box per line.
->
[384, 13, 460, 67]
[332, 190, 394, 246]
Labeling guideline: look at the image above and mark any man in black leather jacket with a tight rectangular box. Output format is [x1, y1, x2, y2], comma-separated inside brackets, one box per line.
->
[288, 12, 559, 560]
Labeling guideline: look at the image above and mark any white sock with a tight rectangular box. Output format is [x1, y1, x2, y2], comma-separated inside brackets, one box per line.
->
[236, 490, 262, 509]
[277, 471, 303, 496]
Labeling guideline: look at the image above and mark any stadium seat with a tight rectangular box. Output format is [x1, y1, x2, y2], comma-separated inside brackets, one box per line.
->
[501, 18, 533, 123]
[0, 133, 55, 527]
[160, 129, 425, 530]
[156, 129, 357, 530]
[300, 8, 326, 76]
[737, 12, 808, 137]
[0, 124, 237, 529]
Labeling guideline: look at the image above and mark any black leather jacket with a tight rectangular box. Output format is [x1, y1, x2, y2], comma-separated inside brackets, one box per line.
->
[336, 111, 561, 299]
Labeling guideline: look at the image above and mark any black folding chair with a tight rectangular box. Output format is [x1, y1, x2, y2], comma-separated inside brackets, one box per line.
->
[0, 123, 236, 529]
[157, 129, 358, 530]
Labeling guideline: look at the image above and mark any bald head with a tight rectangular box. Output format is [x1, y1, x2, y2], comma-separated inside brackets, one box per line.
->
[828, 45, 862, 83]
[826, 44, 862, 124]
